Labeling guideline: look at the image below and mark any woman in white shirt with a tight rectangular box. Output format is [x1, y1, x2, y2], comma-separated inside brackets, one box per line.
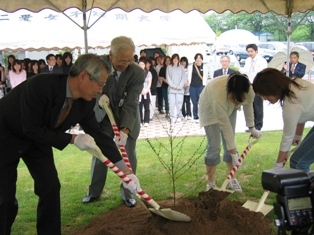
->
[199, 74, 261, 192]
[253, 68, 314, 172]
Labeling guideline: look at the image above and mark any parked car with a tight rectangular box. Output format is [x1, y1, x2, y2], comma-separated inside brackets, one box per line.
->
[257, 41, 287, 56]
[234, 46, 273, 62]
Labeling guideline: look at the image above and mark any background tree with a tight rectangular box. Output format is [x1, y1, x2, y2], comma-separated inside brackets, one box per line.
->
[204, 10, 314, 42]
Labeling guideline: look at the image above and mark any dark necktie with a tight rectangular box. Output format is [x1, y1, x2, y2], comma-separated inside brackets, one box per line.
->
[54, 98, 74, 128]
[108, 71, 120, 124]
[49, 67, 53, 72]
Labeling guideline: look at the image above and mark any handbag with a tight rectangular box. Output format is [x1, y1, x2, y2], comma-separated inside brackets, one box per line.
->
[194, 63, 203, 80]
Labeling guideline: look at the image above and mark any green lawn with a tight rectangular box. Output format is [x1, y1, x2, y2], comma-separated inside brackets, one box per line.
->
[11, 128, 312, 234]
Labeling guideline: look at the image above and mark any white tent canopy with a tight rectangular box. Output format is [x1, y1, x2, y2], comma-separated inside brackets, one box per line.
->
[0, 8, 216, 52]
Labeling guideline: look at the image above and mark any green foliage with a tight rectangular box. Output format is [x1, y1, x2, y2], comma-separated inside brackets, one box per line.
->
[204, 10, 314, 42]
[229, 65, 239, 72]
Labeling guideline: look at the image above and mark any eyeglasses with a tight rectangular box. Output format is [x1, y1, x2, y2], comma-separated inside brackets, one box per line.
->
[87, 72, 106, 87]
[117, 59, 133, 65]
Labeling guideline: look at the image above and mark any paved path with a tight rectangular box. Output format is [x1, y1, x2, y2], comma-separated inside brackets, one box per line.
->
[138, 100, 314, 140]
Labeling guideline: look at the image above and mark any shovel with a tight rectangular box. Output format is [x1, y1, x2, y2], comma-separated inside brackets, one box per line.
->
[87, 145, 191, 222]
[242, 146, 298, 215]
[95, 94, 191, 222]
[218, 135, 261, 193]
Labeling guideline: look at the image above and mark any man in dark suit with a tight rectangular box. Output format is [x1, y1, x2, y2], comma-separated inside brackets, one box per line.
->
[40, 53, 63, 74]
[82, 36, 145, 208]
[213, 55, 236, 78]
[281, 51, 306, 78]
[0, 54, 140, 234]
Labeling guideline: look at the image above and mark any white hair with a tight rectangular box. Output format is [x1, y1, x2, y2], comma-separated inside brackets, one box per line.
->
[110, 36, 135, 56]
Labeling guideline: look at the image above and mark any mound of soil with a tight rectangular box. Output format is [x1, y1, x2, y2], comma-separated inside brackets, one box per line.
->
[72, 190, 273, 235]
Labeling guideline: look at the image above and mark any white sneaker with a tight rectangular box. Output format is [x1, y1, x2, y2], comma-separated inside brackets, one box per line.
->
[187, 116, 192, 120]
[177, 118, 181, 122]
[205, 182, 216, 191]
[194, 119, 199, 123]
[144, 123, 149, 127]
[229, 179, 242, 193]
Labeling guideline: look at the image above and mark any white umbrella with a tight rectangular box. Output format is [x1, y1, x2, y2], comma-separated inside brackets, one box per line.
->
[268, 46, 314, 74]
[215, 29, 260, 46]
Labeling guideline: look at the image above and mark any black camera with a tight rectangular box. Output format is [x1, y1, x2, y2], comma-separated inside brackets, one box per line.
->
[262, 168, 314, 235]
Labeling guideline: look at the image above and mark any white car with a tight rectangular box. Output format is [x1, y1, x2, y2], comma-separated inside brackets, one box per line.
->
[258, 41, 287, 56]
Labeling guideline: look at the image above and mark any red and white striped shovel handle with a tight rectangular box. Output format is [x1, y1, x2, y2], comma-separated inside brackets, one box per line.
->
[227, 135, 260, 180]
[101, 97, 132, 170]
[87, 146, 160, 210]
[98, 95, 160, 209]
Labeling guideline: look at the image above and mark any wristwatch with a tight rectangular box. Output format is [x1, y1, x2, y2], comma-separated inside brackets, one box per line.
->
[120, 126, 130, 132]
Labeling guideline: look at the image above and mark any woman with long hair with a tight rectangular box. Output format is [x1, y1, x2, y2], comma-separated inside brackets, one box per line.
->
[159, 56, 171, 118]
[62, 52, 73, 74]
[146, 58, 158, 120]
[138, 57, 152, 127]
[180, 56, 192, 120]
[27, 60, 40, 78]
[9, 60, 26, 89]
[253, 68, 314, 172]
[5, 54, 16, 80]
[199, 73, 261, 192]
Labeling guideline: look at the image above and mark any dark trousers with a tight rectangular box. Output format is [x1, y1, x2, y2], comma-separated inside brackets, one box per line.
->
[182, 95, 192, 117]
[161, 87, 169, 113]
[190, 85, 204, 120]
[253, 95, 263, 130]
[0, 144, 61, 235]
[156, 87, 163, 112]
[139, 94, 150, 123]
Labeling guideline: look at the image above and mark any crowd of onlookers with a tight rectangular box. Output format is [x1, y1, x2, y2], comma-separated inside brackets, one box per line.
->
[135, 49, 210, 127]
[0, 52, 73, 97]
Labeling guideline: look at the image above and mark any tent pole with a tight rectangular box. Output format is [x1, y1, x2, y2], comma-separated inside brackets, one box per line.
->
[286, 17, 291, 77]
[83, 0, 88, 54]
[285, 0, 293, 77]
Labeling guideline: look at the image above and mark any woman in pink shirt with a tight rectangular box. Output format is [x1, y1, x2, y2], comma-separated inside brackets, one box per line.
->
[9, 60, 26, 89]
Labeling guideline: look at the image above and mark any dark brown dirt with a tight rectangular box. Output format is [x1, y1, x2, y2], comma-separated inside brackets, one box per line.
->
[72, 190, 274, 235]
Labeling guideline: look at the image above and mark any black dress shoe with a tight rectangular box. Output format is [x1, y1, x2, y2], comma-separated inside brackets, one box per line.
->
[82, 195, 99, 204]
[123, 199, 137, 208]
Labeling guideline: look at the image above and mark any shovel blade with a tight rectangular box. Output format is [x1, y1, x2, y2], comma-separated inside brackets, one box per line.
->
[243, 200, 273, 216]
[215, 179, 235, 194]
[148, 208, 191, 222]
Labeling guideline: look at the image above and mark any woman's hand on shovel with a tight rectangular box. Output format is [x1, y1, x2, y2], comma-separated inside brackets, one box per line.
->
[249, 127, 262, 139]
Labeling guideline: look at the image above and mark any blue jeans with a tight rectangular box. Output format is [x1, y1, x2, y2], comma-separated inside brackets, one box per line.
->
[290, 126, 314, 172]
[190, 85, 204, 120]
